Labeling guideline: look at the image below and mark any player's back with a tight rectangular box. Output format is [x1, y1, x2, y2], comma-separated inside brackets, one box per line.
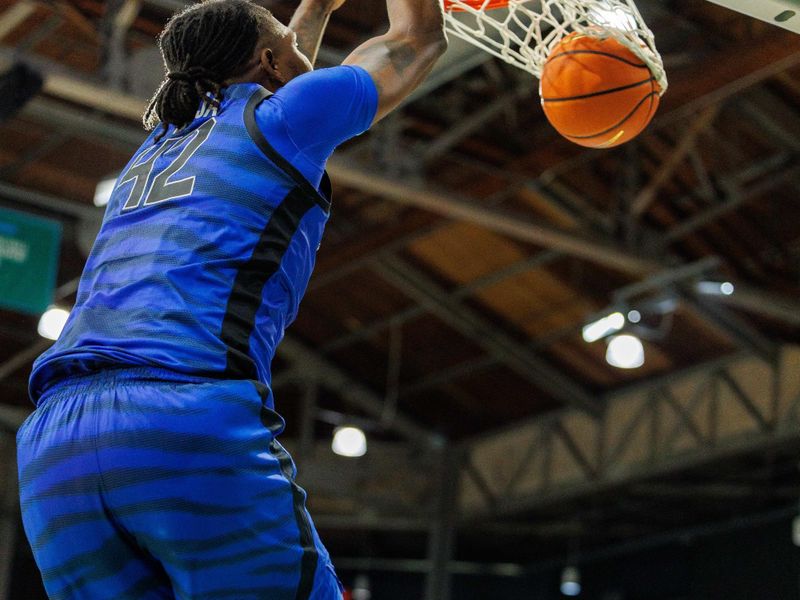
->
[29, 66, 378, 404]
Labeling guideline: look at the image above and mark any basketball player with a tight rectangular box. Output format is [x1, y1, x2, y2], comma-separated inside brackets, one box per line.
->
[16, 0, 446, 597]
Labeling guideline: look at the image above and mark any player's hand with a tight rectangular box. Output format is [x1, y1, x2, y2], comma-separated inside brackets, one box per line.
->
[325, 0, 346, 11]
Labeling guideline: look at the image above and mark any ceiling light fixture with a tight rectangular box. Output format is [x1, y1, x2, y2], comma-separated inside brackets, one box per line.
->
[605, 334, 645, 369]
[37, 306, 70, 341]
[331, 426, 367, 458]
[560, 566, 581, 596]
[582, 312, 625, 343]
[696, 280, 735, 297]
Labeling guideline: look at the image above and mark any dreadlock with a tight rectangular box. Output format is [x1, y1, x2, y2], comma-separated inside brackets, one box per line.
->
[144, 0, 280, 140]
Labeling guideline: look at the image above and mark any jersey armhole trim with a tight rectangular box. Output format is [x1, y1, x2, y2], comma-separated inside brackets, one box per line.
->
[244, 87, 332, 214]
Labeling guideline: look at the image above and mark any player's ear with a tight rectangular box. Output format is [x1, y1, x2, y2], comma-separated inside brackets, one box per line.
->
[258, 47, 287, 88]
[259, 48, 279, 77]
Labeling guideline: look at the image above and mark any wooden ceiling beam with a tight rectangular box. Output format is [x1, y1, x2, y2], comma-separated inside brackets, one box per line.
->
[328, 158, 660, 277]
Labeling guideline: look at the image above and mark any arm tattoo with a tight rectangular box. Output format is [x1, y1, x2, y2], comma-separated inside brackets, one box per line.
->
[385, 40, 417, 74]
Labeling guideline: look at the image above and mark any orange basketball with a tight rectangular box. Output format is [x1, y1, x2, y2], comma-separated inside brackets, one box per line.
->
[540, 32, 661, 148]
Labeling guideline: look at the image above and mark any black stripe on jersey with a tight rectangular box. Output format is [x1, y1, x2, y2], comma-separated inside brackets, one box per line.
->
[220, 186, 315, 380]
[267, 435, 318, 600]
[259, 401, 317, 600]
[243, 87, 332, 214]
[221, 88, 334, 379]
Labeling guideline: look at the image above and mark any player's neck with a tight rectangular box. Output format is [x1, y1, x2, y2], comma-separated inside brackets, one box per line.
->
[225, 73, 283, 93]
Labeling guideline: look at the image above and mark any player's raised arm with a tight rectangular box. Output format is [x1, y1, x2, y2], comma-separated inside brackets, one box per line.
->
[343, 0, 448, 124]
[289, 0, 346, 67]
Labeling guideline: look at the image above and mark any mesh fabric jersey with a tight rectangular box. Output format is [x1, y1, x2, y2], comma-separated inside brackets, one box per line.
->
[29, 67, 376, 407]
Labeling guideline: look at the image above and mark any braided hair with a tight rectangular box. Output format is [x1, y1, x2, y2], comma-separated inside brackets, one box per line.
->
[144, 0, 279, 139]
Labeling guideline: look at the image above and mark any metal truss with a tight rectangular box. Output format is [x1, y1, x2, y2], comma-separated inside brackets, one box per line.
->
[458, 344, 800, 518]
[277, 337, 443, 447]
[374, 255, 601, 415]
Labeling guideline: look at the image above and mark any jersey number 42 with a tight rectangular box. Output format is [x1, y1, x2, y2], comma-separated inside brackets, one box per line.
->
[117, 119, 216, 212]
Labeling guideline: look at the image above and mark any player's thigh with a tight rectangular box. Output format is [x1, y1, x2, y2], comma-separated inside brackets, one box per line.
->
[16, 399, 175, 600]
[96, 380, 342, 599]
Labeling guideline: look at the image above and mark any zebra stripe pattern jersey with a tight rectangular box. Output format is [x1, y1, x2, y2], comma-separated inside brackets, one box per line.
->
[29, 67, 378, 407]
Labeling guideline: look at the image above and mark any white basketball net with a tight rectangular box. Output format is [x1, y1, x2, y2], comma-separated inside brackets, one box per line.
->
[443, 0, 668, 93]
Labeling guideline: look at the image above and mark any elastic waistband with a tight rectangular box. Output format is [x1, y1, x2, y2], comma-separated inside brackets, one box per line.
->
[37, 367, 223, 407]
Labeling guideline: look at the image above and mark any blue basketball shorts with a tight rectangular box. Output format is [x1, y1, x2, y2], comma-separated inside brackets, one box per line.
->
[16, 367, 343, 600]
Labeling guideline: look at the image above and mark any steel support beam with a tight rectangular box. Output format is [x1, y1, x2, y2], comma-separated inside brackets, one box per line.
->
[657, 31, 800, 122]
[21, 98, 147, 149]
[101, 0, 142, 90]
[458, 345, 800, 519]
[0, 0, 35, 41]
[277, 336, 443, 447]
[313, 513, 430, 533]
[630, 105, 719, 218]
[662, 156, 800, 244]
[420, 85, 530, 165]
[298, 381, 318, 459]
[328, 158, 660, 277]
[397, 355, 496, 400]
[345, 254, 773, 404]
[680, 293, 777, 361]
[333, 557, 523, 578]
[737, 93, 800, 151]
[375, 255, 601, 415]
[708, 284, 800, 327]
[0, 181, 99, 220]
[0, 276, 80, 387]
[142, 0, 493, 101]
[0, 339, 49, 384]
[7, 28, 800, 280]
[318, 250, 561, 356]
[424, 449, 459, 600]
[611, 257, 720, 303]
[0, 48, 147, 120]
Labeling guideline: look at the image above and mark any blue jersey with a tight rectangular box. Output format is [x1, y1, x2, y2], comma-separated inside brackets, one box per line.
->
[29, 65, 378, 404]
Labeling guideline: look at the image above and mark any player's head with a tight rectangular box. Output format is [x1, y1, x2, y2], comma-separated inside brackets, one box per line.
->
[144, 0, 312, 135]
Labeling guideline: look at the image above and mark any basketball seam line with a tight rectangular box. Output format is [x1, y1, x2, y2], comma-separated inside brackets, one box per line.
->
[542, 77, 654, 103]
[546, 50, 648, 69]
[646, 77, 657, 126]
[564, 92, 658, 139]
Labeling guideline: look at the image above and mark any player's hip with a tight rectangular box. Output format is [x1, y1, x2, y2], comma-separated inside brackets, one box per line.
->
[17, 366, 281, 499]
[16, 367, 342, 599]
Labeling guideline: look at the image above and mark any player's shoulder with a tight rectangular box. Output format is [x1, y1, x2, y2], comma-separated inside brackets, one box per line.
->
[274, 65, 374, 102]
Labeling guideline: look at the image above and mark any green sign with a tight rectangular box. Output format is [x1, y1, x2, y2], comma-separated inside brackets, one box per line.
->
[0, 208, 62, 315]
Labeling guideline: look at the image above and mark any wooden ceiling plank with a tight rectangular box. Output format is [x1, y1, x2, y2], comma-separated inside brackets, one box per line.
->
[0, 0, 36, 41]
